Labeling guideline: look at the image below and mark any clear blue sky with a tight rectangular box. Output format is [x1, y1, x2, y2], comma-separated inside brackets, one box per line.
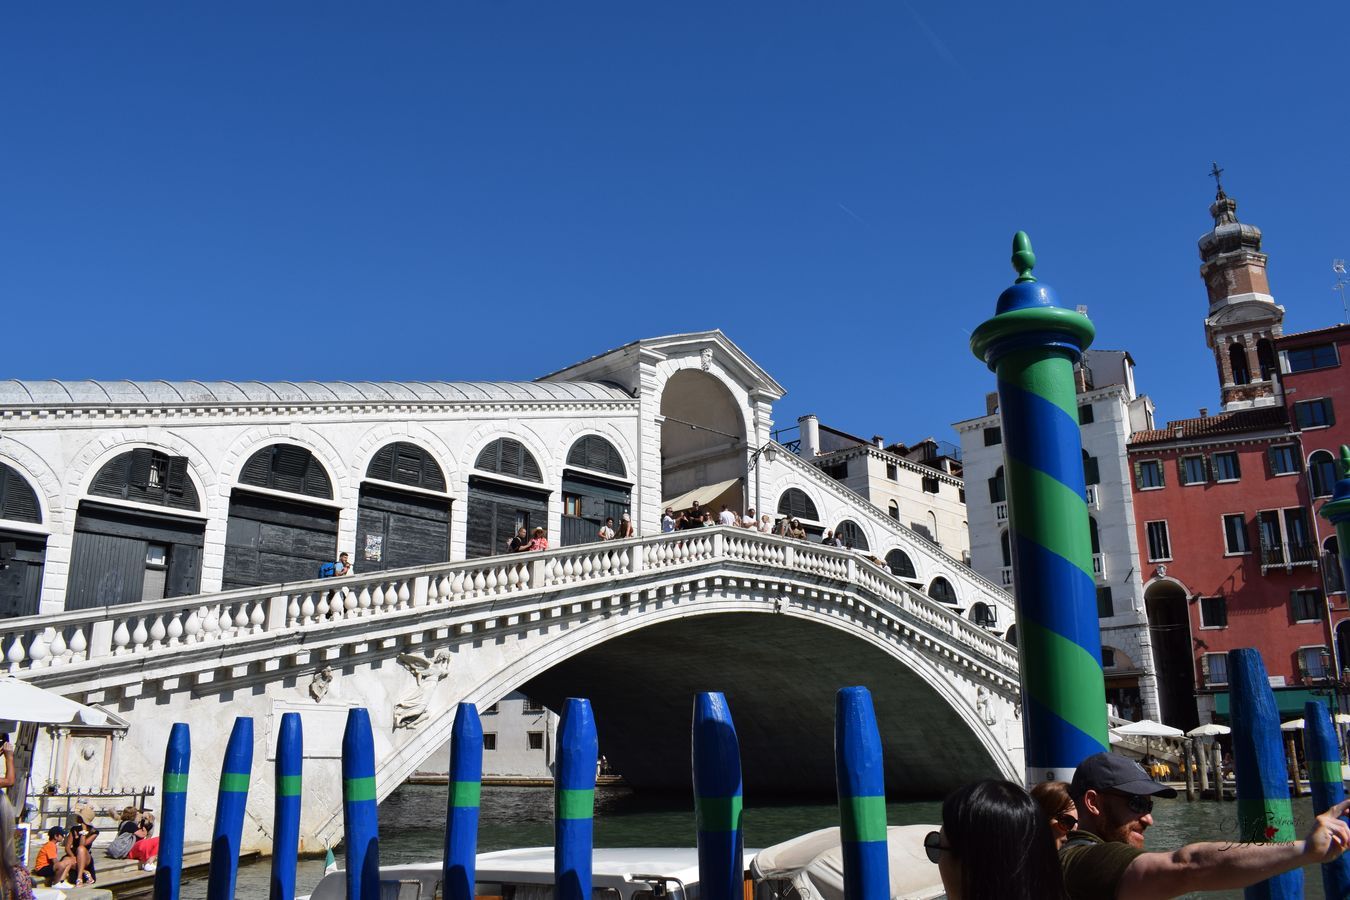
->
[4, 3, 1348, 448]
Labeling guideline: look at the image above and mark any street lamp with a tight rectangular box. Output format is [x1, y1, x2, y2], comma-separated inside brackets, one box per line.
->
[748, 443, 779, 471]
[1316, 648, 1348, 762]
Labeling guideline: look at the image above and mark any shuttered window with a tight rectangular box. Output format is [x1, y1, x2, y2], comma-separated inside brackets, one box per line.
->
[776, 488, 819, 521]
[476, 439, 543, 483]
[566, 436, 627, 478]
[835, 520, 868, 551]
[367, 442, 447, 492]
[0, 464, 41, 523]
[238, 445, 333, 499]
[886, 549, 917, 579]
[927, 578, 957, 604]
[89, 450, 200, 511]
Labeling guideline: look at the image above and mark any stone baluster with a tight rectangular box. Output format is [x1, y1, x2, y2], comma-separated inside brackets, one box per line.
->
[47, 628, 68, 666]
[216, 605, 232, 638]
[68, 626, 89, 663]
[184, 608, 202, 643]
[299, 593, 316, 625]
[111, 621, 131, 656]
[233, 603, 250, 633]
[166, 611, 185, 646]
[203, 605, 222, 642]
[249, 600, 266, 633]
[286, 594, 302, 626]
[6, 634, 26, 672]
[343, 587, 358, 619]
[357, 586, 372, 616]
[131, 617, 149, 652]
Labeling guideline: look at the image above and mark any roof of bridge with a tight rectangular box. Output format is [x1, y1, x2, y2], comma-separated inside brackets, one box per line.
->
[0, 379, 634, 406]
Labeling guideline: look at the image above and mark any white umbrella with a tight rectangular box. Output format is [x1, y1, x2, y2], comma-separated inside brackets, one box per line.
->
[1187, 723, 1231, 738]
[1112, 719, 1185, 738]
[1280, 719, 1305, 732]
[0, 675, 107, 726]
[1335, 714, 1350, 725]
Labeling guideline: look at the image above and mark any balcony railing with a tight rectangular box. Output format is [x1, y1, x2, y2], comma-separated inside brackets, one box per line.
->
[1085, 485, 1099, 509]
[1261, 541, 1320, 571]
[1000, 566, 1013, 587]
[995, 502, 1008, 523]
[1092, 553, 1106, 579]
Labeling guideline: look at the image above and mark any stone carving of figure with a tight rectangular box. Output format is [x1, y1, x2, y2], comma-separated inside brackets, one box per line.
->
[393, 650, 453, 730]
[309, 665, 334, 703]
[700, 348, 713, 371]
[976, 686, 997, 726]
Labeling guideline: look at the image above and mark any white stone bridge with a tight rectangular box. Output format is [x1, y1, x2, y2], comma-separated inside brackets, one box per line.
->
[5, 526, 1022, 853]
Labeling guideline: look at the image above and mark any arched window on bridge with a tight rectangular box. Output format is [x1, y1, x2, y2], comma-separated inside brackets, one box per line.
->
[467, 438, 548, 559]
[0, 463, 44, 618]
[562, 436, 631, 547]
[223, 444, 337, 591]
[969, 602, 997, 628]
[1004, 624, 1017, 647]
[927, 576, 957, 605]
[357, 442, 451, 573]
[885, 548, 917, 581]
[834, 520, 868, 551]
[71, 449, 205, 609]
[777, 488, 822, 538]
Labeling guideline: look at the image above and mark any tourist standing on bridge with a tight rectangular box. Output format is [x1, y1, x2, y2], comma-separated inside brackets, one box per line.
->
[757, 513, 773, 534]
[597, 517, 615, 541]
[1060, 752, 1350, 899]
[929, 779, 1066, 900]
[661, 508, 675, 533]
[718, 504, 737, 526]
[615, 513, 634, 539]
[508, 526, 530, 553]
[740, 507, 757, 527]
[526, 527, 548, 551]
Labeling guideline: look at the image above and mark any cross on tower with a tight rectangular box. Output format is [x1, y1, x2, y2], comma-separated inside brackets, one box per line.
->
[1209, 161, 1225, 195]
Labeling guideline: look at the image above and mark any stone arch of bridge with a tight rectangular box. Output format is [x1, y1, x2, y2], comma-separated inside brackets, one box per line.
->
[370, 604, 1018, 829]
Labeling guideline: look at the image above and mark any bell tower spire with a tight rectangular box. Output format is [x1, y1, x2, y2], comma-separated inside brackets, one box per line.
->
[1198, 166, 1284, 411]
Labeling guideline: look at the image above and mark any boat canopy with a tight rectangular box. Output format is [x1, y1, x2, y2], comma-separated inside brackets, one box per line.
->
[750, 825, 945, 900]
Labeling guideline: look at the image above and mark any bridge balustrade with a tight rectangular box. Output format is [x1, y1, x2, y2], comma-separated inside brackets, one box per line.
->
[3, 527, 1015, 684]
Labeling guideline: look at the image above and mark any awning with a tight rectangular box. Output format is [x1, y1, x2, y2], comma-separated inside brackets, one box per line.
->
[0, 676, 110, 728]
[1212, 689, 1332, 718]
[661, 478, 741, 512]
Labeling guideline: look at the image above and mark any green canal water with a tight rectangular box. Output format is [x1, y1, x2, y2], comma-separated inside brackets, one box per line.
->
[181, 783, 1334, 900]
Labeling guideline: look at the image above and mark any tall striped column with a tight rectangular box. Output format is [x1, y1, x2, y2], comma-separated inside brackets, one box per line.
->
[1229, 649, 1301, 900]
[970, 232, 1108, 782]
[1320, 446, 1350, 653]
[555, 698, 598, 900]
[835, 687, 889, 900]
[271, 712, 303, 900]
[154, 723, 190, 900]
[443, 702, 483, 900]
[207, 716, 254, 900]
[342, 708, 381, 900]
[1304, 701, 1350, 899]
[692, 692, 744, 900]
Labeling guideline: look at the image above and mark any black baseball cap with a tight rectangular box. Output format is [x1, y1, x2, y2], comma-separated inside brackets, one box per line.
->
[1071, 752, 1178, 799]
[48, 826, 66, 838]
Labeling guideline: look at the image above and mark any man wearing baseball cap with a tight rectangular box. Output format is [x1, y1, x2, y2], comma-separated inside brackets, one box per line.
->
[1061, 751, 1350, 899]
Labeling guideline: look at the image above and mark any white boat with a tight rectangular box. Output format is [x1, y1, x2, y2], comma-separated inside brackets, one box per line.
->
[304, 825, 946, 900]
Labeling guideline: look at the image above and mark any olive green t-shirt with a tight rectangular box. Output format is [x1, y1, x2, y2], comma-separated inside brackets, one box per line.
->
[1060, 830, 1146, 900]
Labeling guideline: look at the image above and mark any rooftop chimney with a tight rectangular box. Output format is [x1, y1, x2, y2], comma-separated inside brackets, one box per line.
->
[798, 414, 821, 457]
[872, 435, 885, 448]
[1199, 407, 1209, 418]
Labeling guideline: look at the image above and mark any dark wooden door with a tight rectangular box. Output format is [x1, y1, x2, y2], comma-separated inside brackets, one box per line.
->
[67, 503, 204, 610]
[0, 529, 45, 618]
[223, 490, 338, 589]
[560, 473, 631, 547]
[466, 477, 548, 559]
[355, 483, 451, 572]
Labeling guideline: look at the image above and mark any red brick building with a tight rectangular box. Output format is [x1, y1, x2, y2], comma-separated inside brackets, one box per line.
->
[1126, 182, 1350, 729]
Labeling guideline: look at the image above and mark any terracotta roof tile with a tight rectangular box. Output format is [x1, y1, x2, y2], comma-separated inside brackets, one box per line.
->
[1129, 406, 1289, 446]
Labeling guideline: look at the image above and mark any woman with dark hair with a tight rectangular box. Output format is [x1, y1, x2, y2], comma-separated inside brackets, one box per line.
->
[0, 795, 37, 899]
[1030, 780, 1079, 849]
[926, 779, 1066, 900]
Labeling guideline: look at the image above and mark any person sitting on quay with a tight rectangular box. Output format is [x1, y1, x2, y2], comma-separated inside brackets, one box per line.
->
[615, 513, 635, 539]
[507, 526, 531, 553]
[31, 825, 74, 887]
[67, 804, 99, 886]
[1060, 751, 1350, 899]
[126, 812, 158, 872]
[597, 517, 615, 541]
[718, 504, 737, 526]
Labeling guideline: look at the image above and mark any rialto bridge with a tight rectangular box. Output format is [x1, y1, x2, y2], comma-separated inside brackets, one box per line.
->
[0, 331, 1022, 851]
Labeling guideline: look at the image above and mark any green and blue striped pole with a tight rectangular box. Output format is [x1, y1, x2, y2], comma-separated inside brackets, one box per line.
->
[154, 723, 190, 900]
[442, 702, 483, 900]
[1304, 700, 1350, 898]
[1229, 649, 1301, 899]
[555, 698, 598, 900]
[835, 686, 889, 900]
[970, 232, 1108, 782]
[342, 708, 380, 900]
[692, 692, 744, 900]
[207, 716, 254, 900]
[270, 712, 303, 900]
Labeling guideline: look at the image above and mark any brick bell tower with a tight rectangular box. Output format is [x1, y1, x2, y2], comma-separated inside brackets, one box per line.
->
[1199, 164, 1285, 411]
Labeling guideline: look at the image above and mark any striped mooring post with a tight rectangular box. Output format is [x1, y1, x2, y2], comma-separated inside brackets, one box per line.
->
[1228, 648, 1301, 900]
[342, 708, 381, 900]
[692, 692, 744, 900]
[555, 698, 599, 900]
[271, 712, 303, 900]
[442, 702, 484, 900]
[1304, 701, 1350, 898]
[835, 687, 889, 900]
[970, 232, 1109, 782]
[154, 723, 191, 900]
[206, 716, 254, 900]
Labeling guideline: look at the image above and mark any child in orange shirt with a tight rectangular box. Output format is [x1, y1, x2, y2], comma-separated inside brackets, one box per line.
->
[32, 825, 75, 885]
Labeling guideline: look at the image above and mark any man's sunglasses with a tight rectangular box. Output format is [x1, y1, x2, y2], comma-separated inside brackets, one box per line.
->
[1106, 791, 1154, 816]
[922, 830, 950, 864]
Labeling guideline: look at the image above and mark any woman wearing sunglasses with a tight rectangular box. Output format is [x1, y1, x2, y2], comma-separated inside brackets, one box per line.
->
[924, 779, 1066, 900]
[1030, 781, 1078, 849]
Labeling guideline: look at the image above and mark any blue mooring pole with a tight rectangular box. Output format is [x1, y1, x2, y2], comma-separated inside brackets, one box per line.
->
[555, 698, 598, 900]
[1304, 701, 1350, 899]
[442, 702, 483, 900]
[206, 717, 254, 900]
[1228, 649, 1301, 899]
[154, 723, 191, 900]
[270, 712, 303, 900]
[835, 686, 889, 900]
[692, 692, 744, 900]
[342, 708, 381, 900]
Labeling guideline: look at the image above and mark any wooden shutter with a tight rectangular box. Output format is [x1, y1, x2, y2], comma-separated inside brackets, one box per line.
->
[0, 465, 41, 523]
[127, 448, 155, 489]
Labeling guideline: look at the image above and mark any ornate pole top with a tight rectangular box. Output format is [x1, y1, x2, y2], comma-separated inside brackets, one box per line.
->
[970, 232, 1095, 370]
